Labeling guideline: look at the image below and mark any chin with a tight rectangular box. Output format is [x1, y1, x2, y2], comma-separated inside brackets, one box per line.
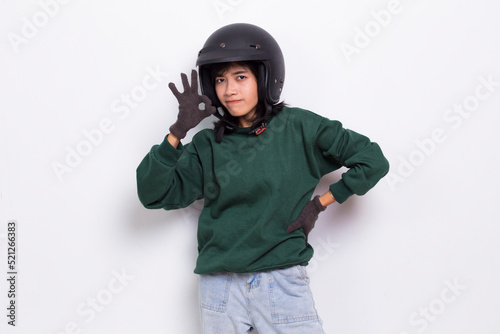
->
[227, 109, 248, 118]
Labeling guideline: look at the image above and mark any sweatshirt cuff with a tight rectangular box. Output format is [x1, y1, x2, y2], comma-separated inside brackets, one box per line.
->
[330, 180, 354, 204]
[153, 134, 184, 166]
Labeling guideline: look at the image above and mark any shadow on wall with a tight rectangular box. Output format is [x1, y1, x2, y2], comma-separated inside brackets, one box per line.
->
[315, 169, 363, 227]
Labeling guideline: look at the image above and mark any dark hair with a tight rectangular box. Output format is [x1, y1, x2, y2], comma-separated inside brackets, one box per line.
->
[202, 61, 286, 141]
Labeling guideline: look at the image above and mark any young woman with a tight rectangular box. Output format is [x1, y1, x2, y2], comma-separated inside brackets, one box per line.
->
[137, 23, 389, 334]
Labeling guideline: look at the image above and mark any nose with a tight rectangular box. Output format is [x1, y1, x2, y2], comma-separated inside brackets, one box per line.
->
[225, 79, 237, 96]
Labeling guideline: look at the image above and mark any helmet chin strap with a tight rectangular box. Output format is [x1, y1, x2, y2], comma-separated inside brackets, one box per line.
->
[215, 106, 270, 133]
[248, 104, 272, 136]
[213, 109, 237, 131]
[214, 106, 270, 142]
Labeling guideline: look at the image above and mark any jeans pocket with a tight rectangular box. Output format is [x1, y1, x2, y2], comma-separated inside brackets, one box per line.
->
[269, 266, 319, 324]
[199, 273, 232, 313]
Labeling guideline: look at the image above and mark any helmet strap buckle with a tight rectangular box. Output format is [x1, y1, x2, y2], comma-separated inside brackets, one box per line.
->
[249, 122, 267, 136]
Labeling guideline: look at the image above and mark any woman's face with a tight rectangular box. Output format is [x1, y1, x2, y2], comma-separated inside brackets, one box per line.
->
[214, 63, 259, 127]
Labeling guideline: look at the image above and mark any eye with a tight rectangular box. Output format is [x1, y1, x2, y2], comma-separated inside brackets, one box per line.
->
[215, 78, 225, 84]
[237, 75, 246, 80]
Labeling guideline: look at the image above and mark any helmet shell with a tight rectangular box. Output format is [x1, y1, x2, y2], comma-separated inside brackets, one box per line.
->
[196, 23, 285, 107]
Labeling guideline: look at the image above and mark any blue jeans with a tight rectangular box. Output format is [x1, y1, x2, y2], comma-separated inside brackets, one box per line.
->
[199, 265, 325, 334]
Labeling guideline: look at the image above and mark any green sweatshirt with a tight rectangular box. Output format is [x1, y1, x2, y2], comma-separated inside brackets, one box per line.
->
[136, 107, 389, 274]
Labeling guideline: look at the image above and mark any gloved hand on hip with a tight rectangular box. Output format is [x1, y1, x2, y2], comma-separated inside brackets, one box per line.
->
[168, 69, 216, 139]
[286, 195, 326, 245]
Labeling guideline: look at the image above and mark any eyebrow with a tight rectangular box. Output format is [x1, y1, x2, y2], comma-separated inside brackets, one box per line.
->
[216, 69, 249, 77]
[231, 70, 248, 75]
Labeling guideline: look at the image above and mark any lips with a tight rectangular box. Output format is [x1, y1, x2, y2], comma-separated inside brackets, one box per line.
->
[226, 100, 242, 104]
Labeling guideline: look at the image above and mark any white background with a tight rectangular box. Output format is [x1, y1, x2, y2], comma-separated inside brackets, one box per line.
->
[1, 0, 500, 333]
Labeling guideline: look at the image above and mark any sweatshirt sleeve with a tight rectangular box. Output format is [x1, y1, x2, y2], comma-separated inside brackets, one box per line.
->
[316, 119, 390, 204]
[136, 135, 204, 210]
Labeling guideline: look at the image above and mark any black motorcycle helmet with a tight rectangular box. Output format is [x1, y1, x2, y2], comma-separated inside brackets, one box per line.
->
[196, 23, 285, 141]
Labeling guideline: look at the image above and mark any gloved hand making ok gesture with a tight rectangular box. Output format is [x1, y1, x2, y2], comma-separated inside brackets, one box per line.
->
[168, 69, 216, 139]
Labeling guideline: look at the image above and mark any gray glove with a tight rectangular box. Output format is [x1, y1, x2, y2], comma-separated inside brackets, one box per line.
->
[286, 196, 326, 245]
[168, 69, 216, 139]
